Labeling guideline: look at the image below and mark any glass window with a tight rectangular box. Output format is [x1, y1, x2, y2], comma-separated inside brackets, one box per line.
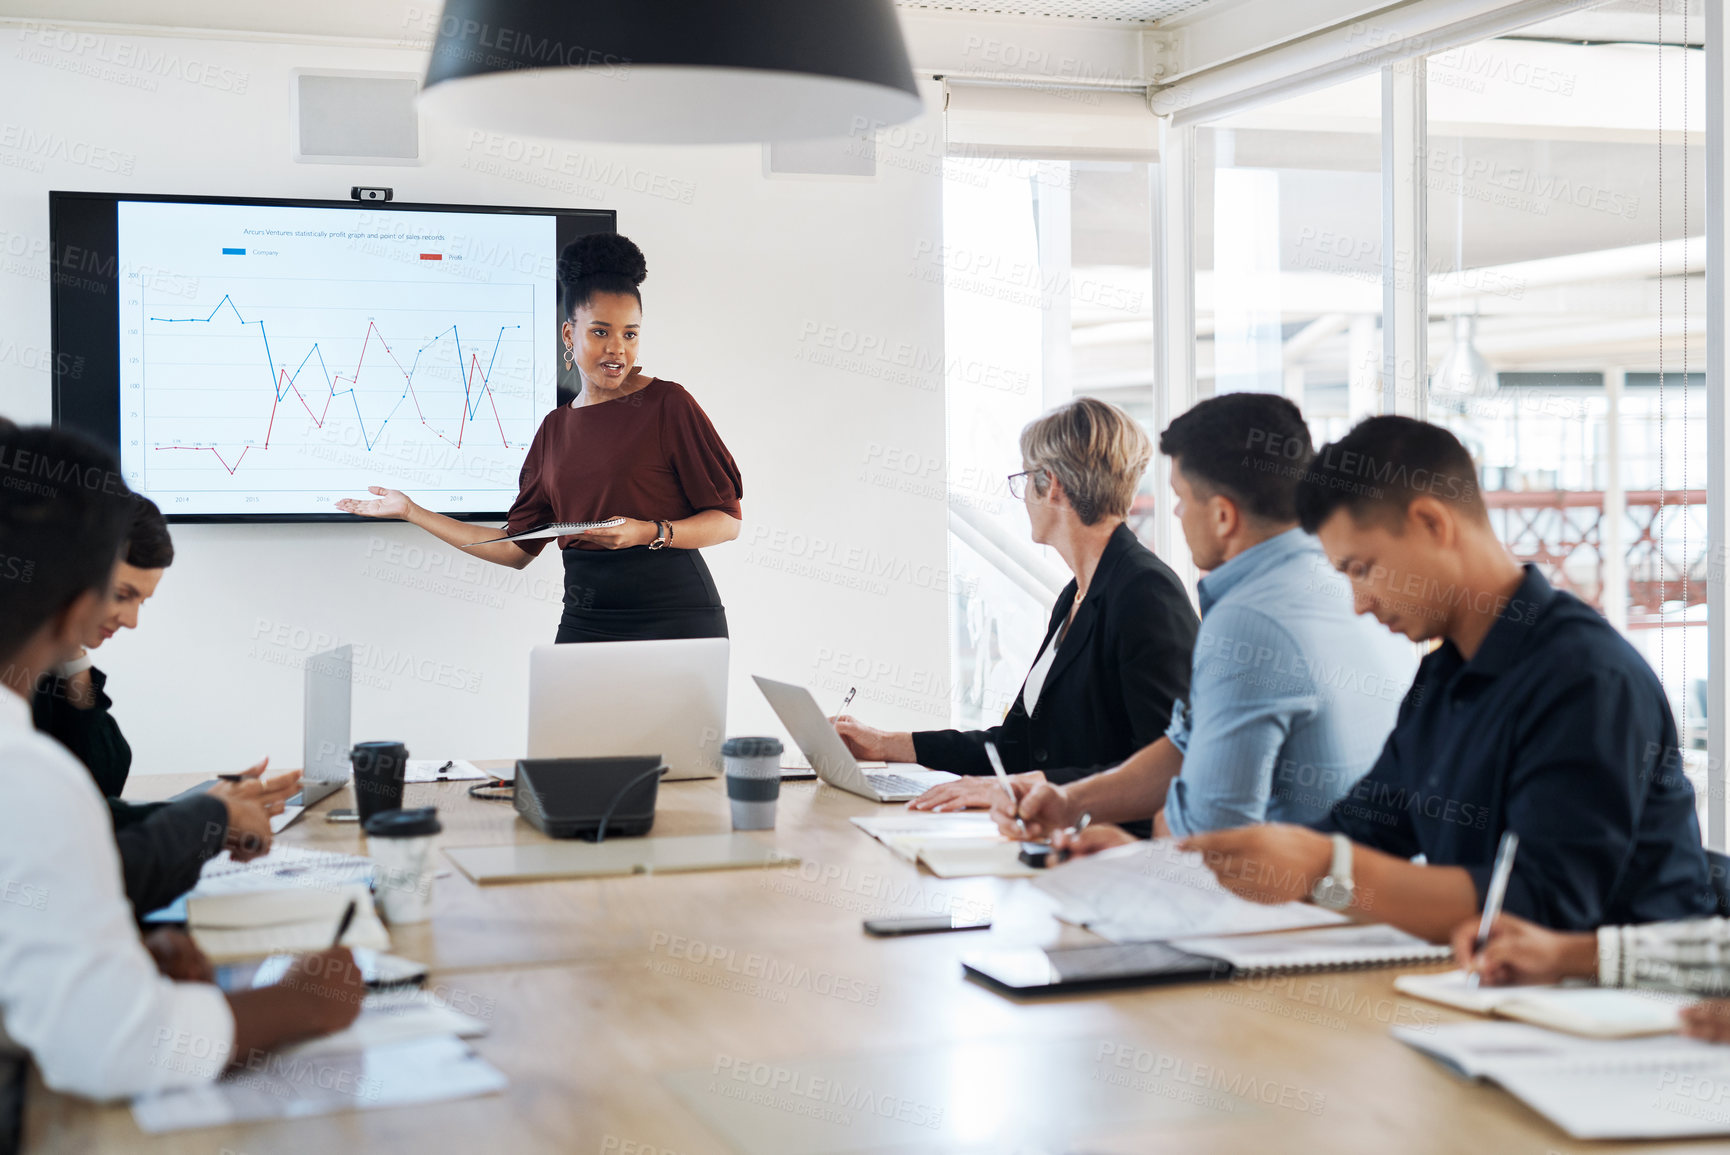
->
[1423, 30, 1707, 815]
[1194, 74, 1385, 445]
[940, 156, 1153, 728]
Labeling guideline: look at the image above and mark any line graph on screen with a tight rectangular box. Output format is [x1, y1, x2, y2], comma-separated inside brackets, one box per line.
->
[133, 276, 543, 496]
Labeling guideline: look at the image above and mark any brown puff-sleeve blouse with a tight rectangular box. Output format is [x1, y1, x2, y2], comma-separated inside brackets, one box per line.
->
[506, 376, 743, 554]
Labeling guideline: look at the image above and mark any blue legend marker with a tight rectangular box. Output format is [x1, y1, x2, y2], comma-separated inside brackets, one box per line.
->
[222, 247, 245, 255]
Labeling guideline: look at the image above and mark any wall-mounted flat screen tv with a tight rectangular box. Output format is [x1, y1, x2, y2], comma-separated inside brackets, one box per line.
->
[51, 191, 613, 521]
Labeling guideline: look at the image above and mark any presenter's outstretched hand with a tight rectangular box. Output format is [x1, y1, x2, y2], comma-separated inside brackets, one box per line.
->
[1448, 912, 1596, 987]
[336, 486, 416, 520]
[831, 717, 916, 763]
[910, 772, 1044, 813]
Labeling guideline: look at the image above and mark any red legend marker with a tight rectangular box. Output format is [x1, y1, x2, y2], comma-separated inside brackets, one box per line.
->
[419, 253, 442, 260]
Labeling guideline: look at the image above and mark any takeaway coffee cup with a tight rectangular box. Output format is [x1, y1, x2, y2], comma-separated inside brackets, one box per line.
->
[350, 740, 408, 824]
[363, 806, 442, 924]
[723, 736, 783, 831]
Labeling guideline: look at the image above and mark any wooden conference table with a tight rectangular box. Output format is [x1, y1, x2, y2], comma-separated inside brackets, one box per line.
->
[24, 767, 1725, 1154]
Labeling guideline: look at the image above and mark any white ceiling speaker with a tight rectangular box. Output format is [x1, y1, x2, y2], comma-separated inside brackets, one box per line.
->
[418, 0, 923, 144]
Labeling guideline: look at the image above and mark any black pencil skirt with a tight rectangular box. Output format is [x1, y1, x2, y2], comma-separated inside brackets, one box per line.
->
[554, 545, 729, 643]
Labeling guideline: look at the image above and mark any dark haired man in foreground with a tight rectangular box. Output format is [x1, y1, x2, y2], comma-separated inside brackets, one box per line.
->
[1185, 416, 1713, 941]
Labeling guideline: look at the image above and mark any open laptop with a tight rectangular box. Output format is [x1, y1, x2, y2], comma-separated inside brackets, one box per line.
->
[529, 639, 728, 781]
[171, 643, 349, 829]
[752, 675, 957, 802]
[294, 644, 353, 808]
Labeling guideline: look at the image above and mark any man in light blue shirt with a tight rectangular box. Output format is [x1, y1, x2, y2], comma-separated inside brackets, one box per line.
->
[995, 393, 1413, 849]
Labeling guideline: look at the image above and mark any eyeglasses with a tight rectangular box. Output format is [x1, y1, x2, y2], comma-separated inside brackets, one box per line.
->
[1006, 468, 1045, 500]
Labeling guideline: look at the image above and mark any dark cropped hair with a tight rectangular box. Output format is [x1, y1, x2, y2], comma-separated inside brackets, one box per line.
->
[125, 495, 174, 570]
[558, 232, 647, 317]
[1295, 416, 1486, 533]
[1158, 393, 1313, 523]
[0, 425, 133, 662]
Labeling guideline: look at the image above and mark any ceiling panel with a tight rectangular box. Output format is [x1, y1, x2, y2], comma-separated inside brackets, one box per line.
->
[895, 0, 1222, 24]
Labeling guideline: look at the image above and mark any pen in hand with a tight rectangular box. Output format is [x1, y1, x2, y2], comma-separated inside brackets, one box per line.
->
[984, 742, 1026, 839]
[1465, 830, 1520, 989]
[838, 686, 856, 714]
[331, 898, 358, 949]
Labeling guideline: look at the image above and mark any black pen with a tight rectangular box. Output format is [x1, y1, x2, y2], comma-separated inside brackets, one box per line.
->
[436, 761, 453, 778]
[331, 898, 358, 948]
[216, 773, 243, 783]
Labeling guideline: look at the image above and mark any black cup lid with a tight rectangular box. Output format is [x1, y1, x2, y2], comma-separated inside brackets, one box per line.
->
[363, 806, 442, 837]
[722, 736, 783, 758]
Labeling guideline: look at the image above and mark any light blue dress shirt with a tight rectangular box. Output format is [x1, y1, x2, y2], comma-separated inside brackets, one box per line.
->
[1162, 527, 1415, 837]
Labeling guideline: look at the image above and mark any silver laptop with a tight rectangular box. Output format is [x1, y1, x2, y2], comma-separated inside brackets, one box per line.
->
[752, 675, 956, 802]
[529, 639, 728, 781]
[295, 644, 353, 808]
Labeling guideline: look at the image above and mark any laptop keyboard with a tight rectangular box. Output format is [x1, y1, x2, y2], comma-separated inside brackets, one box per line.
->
[867, 773, 928, 796]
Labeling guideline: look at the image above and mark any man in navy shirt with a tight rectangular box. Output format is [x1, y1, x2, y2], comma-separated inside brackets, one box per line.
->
[1185, 416, 1713, 940]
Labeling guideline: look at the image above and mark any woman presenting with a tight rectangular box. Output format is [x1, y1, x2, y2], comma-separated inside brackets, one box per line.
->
[337, 233, 743, 641]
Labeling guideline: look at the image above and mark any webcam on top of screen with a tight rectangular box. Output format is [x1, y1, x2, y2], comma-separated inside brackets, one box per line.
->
[350, 186, 393, 202]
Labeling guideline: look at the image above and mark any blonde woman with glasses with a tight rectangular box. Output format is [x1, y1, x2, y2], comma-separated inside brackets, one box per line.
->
[834, 398, 1199, 815]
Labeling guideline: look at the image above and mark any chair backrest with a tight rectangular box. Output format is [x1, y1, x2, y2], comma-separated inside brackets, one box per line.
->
[1707, 849, 1730, 919]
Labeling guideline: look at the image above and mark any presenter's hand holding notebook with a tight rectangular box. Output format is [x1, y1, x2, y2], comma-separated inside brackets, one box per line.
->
[465, 519, 626, 546]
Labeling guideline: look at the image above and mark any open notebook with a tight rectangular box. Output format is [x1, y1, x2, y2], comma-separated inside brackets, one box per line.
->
[850, 812, 1037, 878]
[1395, 970, 1687, 1038]
[1395, 1020, 1730, 1140]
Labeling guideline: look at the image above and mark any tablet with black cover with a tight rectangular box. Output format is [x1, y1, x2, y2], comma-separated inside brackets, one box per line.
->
[962, 941, 1232, 997]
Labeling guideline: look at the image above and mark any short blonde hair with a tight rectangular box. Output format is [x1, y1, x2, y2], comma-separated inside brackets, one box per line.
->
[1018, 397, 1152, 525]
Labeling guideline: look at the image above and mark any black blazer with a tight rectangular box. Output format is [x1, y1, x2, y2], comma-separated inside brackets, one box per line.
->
[912, 523, 1198, 783]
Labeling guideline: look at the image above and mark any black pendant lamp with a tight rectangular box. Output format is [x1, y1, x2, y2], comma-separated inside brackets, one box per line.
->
[420, 0, 923, 143]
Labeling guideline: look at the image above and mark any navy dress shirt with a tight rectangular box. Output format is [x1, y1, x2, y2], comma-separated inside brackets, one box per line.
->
[1320, 565, 1713, 931]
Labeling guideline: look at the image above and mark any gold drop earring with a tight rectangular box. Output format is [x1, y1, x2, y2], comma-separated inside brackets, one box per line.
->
[563, 344, 575, 368]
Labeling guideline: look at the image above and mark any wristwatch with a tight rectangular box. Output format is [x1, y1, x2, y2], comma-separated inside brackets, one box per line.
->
[648, 520, 669, 550]
[1309, 833, 1356, 911]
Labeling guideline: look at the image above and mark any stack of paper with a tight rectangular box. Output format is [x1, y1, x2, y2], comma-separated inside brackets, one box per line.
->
[1033, 840, 1349, 942]
[132, 1036, 506, 1134]
[281, 988, 489, 1058]
[1395, 1020, 1730, 1139]
[188, 882, 390, 962]
[850, 812, 1036, 877]
[1395, 970, 1688, 1038]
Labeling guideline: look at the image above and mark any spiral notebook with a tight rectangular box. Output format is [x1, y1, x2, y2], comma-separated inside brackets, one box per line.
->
[1169, 923, 1453, 974]
[465, 518, 625, 545]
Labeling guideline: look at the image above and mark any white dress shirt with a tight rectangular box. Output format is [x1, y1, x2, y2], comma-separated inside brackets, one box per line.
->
[1020, 617, 1066, 717]
[0, 685, 233, 1100]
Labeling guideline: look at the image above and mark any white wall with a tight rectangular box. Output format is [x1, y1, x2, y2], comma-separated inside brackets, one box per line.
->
[0, 25, 951, 775]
